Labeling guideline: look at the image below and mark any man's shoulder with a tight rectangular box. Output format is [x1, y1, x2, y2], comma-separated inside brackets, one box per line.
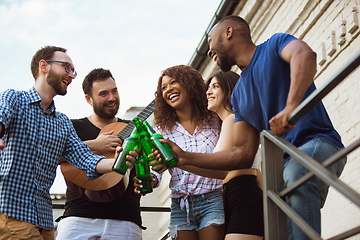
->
[70, 117, 92, 131]
[269, 33, 296, 40]
[266, 33, 297, 48]
[1, 88, 26, 101]
[71, 117, 88, 124]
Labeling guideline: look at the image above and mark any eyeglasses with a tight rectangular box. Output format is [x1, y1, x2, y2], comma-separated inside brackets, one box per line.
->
[46, 60, 78, 78]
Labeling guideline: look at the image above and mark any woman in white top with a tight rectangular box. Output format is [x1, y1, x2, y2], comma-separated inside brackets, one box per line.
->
[180, 71, 264, 240]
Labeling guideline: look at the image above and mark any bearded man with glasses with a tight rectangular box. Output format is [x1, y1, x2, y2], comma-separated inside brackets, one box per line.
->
[0, 46, 129, 240]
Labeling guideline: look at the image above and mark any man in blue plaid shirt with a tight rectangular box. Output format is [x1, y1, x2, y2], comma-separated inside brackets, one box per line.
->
[0, 46, 124, 239]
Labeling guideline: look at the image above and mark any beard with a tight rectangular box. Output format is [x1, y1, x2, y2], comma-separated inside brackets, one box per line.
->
[216, 36, 233, 72]
[219, 55, 233, 72]
[47, 70, 67, 95]
[93, 99, 119, 119]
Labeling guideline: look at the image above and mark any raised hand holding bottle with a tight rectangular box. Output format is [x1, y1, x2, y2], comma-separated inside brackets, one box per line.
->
[142, 120, 178, 168]
[112, 128, 139, 175]
[133, 118, 164, 172]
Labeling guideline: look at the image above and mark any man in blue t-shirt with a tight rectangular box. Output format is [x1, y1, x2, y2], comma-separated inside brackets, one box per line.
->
[164, 15, 346, 239]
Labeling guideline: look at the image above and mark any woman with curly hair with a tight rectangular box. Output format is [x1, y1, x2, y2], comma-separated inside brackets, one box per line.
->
[168, 70, 264, 240]
[146, 65, 225, 240]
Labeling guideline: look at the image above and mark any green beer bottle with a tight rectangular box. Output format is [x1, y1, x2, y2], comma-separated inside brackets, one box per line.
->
[142, 120, 178, 168]
[112, 128, 139, 175]
[133, 118, 155, 161]
[139, 132, 164, 172]
[133, 118, 163, 172]
[135, 155, 153, 194]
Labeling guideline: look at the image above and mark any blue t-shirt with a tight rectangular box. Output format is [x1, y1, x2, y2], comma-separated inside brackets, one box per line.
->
[231, 33, 343, 162]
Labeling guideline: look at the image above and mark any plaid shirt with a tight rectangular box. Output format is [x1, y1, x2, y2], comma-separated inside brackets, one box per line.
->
[0, 87, 104, 230]
[156, 122, 222, 210]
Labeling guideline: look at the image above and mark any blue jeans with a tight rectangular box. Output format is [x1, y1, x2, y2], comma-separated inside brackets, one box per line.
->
[283, 139, 346, 240]
[169, 190, 225, 239]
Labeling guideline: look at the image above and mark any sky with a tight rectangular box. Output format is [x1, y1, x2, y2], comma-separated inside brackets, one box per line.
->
[0, 0, 221, 193]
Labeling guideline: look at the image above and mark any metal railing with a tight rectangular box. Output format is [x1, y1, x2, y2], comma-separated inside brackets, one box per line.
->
[261, 48, 360, 239]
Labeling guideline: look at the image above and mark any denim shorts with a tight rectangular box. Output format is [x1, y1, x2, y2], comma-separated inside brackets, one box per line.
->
[168, 190, 225, 237]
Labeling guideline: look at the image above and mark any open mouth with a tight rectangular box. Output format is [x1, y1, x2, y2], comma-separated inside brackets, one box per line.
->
[213, 55, 218, 63]
[105, 102, 117, 108]
[207, 95, 215, 101]
[62, 78, 71, 86]
[210, 52, 218, 62]
[169, 93, 180, 102]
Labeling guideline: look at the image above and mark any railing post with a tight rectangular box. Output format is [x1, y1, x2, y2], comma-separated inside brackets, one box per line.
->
[261, 131, 288, 240]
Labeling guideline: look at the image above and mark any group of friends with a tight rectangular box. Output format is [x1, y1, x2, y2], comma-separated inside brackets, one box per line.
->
[0, 15, 347, 240]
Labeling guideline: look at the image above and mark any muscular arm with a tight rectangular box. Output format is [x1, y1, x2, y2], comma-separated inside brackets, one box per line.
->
[168, 120, 260, 171]
[179, 165, 227, 179]
[176, 115, 236, 178]
[269, 39, 317, 135]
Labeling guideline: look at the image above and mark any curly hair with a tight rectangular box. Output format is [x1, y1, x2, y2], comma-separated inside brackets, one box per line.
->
[205, 71, 239, 113]
[30, 45, 67, 80]
[154, 65, 219, 132]
[82, 68, 115, 97]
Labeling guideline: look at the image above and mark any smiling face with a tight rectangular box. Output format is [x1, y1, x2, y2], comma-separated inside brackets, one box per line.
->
[46, 51, 75, 96]
[161, 75, 190, 111]
[87, 78, 120, 119]
[207, 24, 234, 72]
[206, 77, 225, 113]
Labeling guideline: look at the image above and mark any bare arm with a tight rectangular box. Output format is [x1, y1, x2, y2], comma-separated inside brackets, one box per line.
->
[179, 165, 227, 179]
[95, 158, 117, 174]
[178, 115, 235, 178]
[148, 148, 227, 179]
[269, 39, 317, 135]
[95, 147, 138, 174]
[166, 120, 260, 171]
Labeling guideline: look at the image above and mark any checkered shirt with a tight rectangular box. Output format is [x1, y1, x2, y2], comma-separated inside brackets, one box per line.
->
[156, 122, 222, 197]
[155, 122, 222, 223]
[0, 87, 104, 230]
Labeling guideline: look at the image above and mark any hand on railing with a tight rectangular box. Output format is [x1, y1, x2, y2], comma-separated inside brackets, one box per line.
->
[269, 105, 296, 135]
